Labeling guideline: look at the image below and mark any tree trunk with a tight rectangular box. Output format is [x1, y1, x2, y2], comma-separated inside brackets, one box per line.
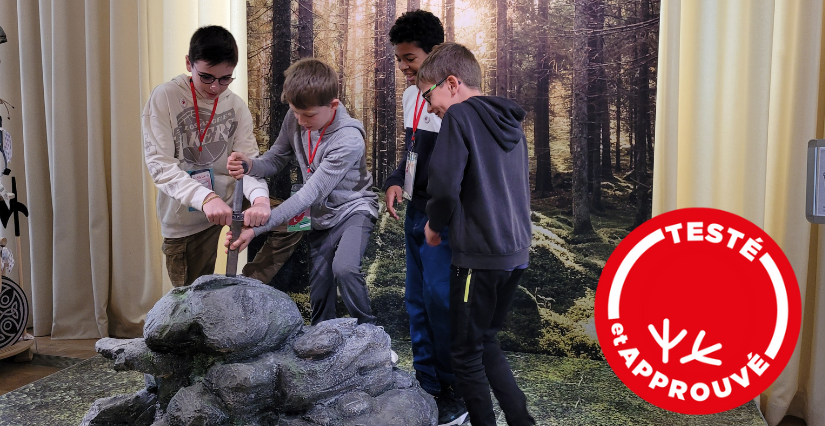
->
[373, 0, 382, 185]
[373, 0, 397, 187]
[596, 0, 611, 180]
[269, 0, 295, 200]
[633, 0, 651, 228]
[614, 2, 623, 174]
[408, 0, 419, 11]
[338, 0, 349, 104]
[615, 74, 622, 173]
[443, 0, 455, 42]
[601, 91, 612, 179]
[572, 0, 593, 234]
[534, 0, 552, 194]
[496, 0, 508, 97]
[629, 104, 634, 171]
[648, 97, 654, 167]
[363, 68, 371, 146]
[298, 0, 313, 58]
[587, 0, 603, 211]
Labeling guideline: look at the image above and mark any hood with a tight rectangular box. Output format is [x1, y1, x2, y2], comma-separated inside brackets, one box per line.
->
[172, 74, 235, 102]
[323, 104, 366, 140]
[464, 96, 526, 152]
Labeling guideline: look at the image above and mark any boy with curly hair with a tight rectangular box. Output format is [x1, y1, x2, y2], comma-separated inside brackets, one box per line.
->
[384, 10, 468, 426]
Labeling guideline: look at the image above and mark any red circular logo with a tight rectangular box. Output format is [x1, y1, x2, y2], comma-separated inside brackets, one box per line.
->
[595, 208, 801, 415]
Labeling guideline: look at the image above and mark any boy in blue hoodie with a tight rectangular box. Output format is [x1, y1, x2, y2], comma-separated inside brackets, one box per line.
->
[419, 43, 535, 426]
[383, 10, 468, 426]
[226, 58, 378, 327]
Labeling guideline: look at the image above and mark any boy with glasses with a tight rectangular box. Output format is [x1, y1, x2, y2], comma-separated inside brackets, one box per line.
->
[419, 42, 535, 426]
[142, 25, 279, 287]
[383, 10, 468, 426]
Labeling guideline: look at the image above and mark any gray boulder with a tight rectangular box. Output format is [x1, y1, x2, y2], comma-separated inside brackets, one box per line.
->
[78, 389, 157, 426]
[144, 275, 303, 360]
[165, 382, 228, 426]
[279, 319, 394, 411]
[95, 338, 189, 378]
[346, 387, 437, 426]
[82, 275, 436, 426]
[278, 382, 436, 426]
[203, 352, 282, 417]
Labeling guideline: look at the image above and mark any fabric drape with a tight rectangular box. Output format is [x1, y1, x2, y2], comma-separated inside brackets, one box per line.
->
[0, 0, 248, 339]
[654, 1, 825, 425]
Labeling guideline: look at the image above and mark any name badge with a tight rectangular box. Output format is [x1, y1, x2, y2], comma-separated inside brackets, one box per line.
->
[188, 168, 214, 212]
[403, 151, 417, 201]
[287, 183, 311, 232]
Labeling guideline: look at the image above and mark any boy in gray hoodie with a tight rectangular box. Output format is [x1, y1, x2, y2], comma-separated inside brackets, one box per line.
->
[226, 58, 378, 326]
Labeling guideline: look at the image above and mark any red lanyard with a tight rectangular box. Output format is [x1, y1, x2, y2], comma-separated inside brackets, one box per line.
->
[189, 78, 219, 152]
[306, 109, 337, 173]
[411, 91, 426, 147]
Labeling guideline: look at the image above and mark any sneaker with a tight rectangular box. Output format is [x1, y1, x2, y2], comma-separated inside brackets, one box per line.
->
[390, 350, 399, 366]
[434, 390, 469, 426]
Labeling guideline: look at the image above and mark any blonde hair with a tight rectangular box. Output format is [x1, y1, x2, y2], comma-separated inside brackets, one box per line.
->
[281, 58, 339, 109]
[417, 42, 482, 90]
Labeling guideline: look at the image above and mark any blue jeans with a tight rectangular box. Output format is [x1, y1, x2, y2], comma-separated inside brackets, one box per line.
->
[405, 204, 454, 395]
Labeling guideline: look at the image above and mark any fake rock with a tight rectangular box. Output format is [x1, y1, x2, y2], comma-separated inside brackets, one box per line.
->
[80, 274, 436, 426]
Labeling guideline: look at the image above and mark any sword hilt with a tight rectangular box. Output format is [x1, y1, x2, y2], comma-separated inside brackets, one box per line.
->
[226, 161, 248, 277]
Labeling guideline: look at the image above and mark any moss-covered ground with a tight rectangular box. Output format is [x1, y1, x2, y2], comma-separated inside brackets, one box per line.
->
[363, 172, 645, 361]
[0, 346, 766, 426]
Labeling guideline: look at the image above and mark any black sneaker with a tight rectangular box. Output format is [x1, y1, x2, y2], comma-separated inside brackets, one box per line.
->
[434, 390, 469, 426]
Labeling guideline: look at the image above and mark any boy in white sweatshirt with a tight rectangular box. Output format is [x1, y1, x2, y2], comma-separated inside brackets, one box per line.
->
[142, 25, 272, 287]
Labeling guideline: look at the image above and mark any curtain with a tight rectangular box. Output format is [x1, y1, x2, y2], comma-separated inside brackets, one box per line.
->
[654, 1, 825, 425]
[0, 0, 248, 339]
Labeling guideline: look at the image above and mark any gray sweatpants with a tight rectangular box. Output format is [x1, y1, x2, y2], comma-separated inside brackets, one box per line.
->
[307, 211, 377, 325]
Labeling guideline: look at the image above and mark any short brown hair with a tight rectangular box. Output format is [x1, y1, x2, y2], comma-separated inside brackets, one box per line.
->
[281, 58, 339, 109]
[417, 42, 482, 90]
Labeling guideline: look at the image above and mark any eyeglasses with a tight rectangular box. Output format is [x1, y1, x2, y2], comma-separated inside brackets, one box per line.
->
[421, 76, 449, 103]
[192, 65, 235, 86]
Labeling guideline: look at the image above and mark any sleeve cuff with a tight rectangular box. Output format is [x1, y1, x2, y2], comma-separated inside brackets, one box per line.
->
[428, 220, 446, 233]
[253, 208, 286, 237]
[194, 187, 215, 212]
[252, 225, 268, 237]
[249, 158, 266, 177]
[383, 176, 404, 191]
[248, 188, 270, 204]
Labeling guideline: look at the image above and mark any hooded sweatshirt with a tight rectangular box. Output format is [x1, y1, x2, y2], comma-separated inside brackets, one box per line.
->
[142, 74, 269, 238]
[426, 96, 531, 270]
[249, 104, 378, 236]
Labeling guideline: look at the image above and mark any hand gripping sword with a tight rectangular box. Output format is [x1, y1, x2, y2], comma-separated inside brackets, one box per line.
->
[226, 161, 248, 277]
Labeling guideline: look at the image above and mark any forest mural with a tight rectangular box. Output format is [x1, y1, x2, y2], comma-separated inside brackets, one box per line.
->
[245, 0, 660, 361]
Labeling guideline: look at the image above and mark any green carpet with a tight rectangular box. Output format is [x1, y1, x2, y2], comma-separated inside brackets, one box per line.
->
[0, 343, 766, 426]
[390, 340, 767, 426]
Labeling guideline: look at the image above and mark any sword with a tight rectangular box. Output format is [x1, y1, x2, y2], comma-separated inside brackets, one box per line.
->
[226, 161, 248, 277]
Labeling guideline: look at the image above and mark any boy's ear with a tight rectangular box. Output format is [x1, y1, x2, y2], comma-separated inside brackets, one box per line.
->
[447, 76, 461, 96]
[330, 99, 340, 110]
[185, 55, 192, 73]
